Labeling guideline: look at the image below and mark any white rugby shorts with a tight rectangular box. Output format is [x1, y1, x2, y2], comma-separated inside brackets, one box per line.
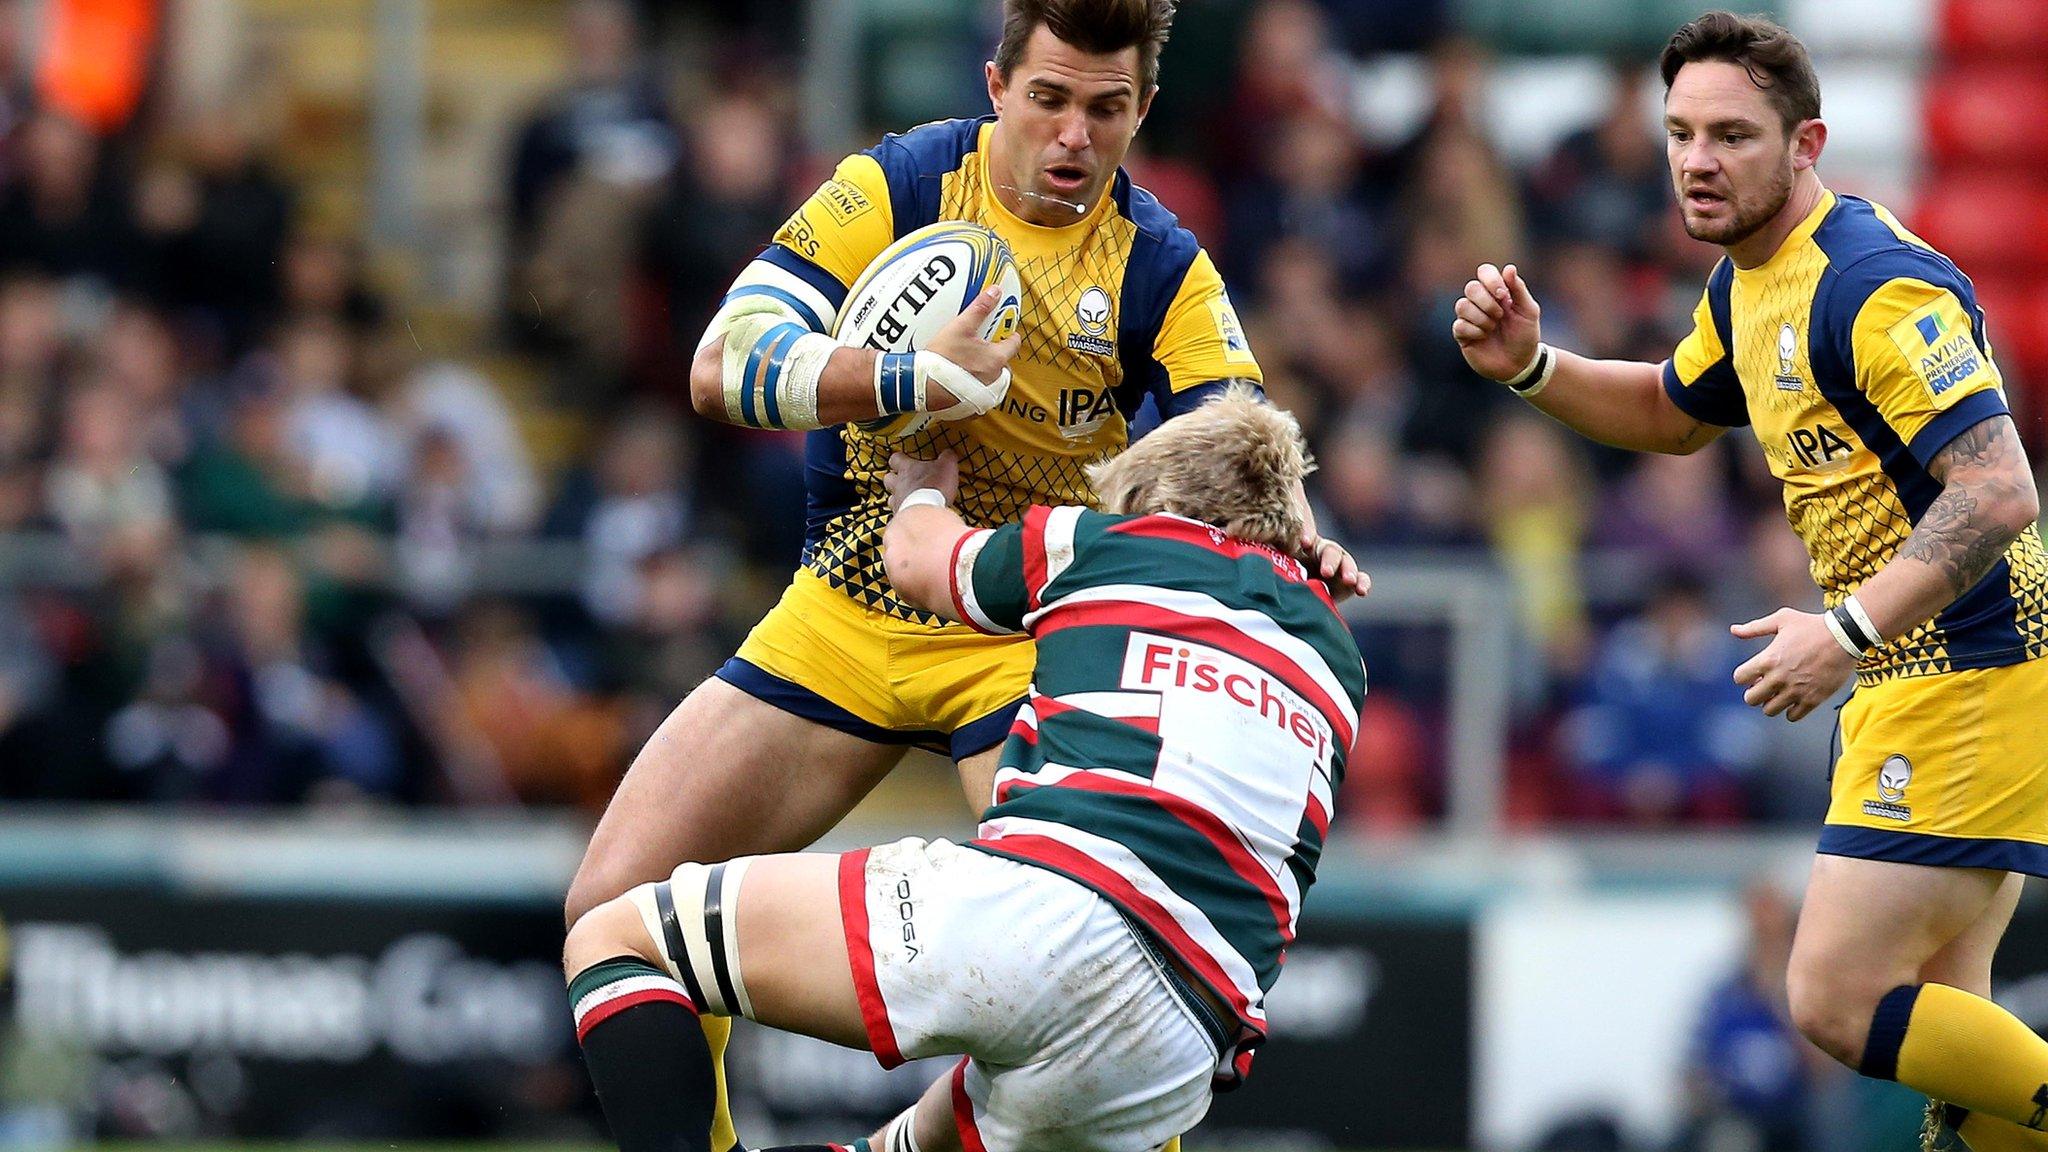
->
[839, 836, 1222, 1152]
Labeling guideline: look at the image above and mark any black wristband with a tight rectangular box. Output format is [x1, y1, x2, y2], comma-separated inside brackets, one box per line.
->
[1831, 602, 1878, 652]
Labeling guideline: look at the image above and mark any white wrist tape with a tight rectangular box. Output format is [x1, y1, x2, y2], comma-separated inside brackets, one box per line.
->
[899, 487, 948, 510]
[717, 308, 835, 430]
[1503, 342, 1558, 397]
[1841, 595, 1882, 649]
[874, 351, 1012, 423]
[1822, 608, 1864, 659]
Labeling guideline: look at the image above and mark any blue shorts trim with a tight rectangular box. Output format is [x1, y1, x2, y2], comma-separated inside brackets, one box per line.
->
[718, 658, 1016, 761]
[717, 657, 938, 747]
[1817, 825, 2048, 878]
[950, 699, 1024, 760]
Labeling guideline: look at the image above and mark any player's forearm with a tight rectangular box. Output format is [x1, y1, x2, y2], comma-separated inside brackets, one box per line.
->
[1852, 429, 2039, 642]
[1516, 350, 1721, 456]
[688, 337, 885, 427]
[882, 505, 970, 622]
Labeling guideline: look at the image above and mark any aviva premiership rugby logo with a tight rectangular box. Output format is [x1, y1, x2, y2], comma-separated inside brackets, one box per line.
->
[1889, 303, 1986, 403]
[1862, 753, 1913, 822]
[1914, 311, 1981, 396]
[1067, 286, 1115, 356]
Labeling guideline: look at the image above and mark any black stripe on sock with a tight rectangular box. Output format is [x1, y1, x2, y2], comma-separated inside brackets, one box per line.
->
[655, 879, 710, 1012]
[704, 862, 743, 1014]
[1861, 984, 1922, 1081]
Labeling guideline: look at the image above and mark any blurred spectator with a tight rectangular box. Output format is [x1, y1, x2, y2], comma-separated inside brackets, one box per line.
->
[362, 325, 540, 537]
[1531, 241, 1646, 365]
[1562, 570, 1766, 823]
[1676, 881, 1840, 1151]
[1529, 62, 1669, 260]
[211, 545, 401, 803]
[1398, 122, 1525, 278]
[1204, 0, 1354, 184]
[548, 405, 695, 629]
[43, 382, 174, 565]
[275, 313, 401, 513]
[1312, 417, 1475, 550]
[132, 103, 293, 352]
[507, 0, 675, 243]
[1225, 109, 1391, 293]
[393, 425, 485, 616]
[90, 300, 190, 470]
[178, 369, 311, 539]
[448, 601, 627, 809]
[508, 0, 676, 371]
[1376, 34, 1494, 194]
[1243, 238, 1398, 439]
[1590, 441, 1743, 572]
[1122, 139, 1224, 258]
[0, 111, 142, 291]
[1476, 412, 1591, 673]
[104, 635, 231, 802]
[600, 545, 737, 710]
[1396, 221, 1511, 465]
[642, 95, 792, 364]
[279, 228, 385, 330]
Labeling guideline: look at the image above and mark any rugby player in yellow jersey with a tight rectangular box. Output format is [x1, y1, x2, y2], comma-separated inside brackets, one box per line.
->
[1455, 12, 2048, 1150]
[564, 2, 1363, 1148]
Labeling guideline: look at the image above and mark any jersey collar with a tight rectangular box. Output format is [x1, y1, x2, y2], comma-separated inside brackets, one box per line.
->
[1738, 187, 1837, 278]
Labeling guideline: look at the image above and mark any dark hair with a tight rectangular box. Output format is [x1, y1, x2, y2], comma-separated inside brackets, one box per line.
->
[1658, 10, 1820, 130]
[995, 0, 1177, 92]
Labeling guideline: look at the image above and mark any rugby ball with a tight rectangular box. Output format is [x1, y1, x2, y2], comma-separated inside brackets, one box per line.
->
[834, 221, 1023, 439]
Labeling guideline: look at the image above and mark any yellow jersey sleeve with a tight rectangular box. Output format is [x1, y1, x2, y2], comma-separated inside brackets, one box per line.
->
[1851, 276, 2007, 466]
[769, 153, 895, 290]
[1660, 271, 1749, 427]
[1152, 249, 1261, 397]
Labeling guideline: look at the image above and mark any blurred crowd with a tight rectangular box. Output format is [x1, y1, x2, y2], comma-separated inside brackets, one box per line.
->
[0, 0, 2006, 828]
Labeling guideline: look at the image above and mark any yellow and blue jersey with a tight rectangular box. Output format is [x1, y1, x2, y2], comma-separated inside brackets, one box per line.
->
[1663, 189, 2048, 685]
[759, 116, 1260, 624]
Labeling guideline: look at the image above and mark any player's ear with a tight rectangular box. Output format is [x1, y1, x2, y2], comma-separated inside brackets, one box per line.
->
[986, 59, 1005, 114]
[1135, 85, 1157, 127]
[1791, 117, 1826, 171]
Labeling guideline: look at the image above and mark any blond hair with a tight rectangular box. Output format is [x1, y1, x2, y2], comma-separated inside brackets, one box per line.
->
[1086, 384, 1311, 547]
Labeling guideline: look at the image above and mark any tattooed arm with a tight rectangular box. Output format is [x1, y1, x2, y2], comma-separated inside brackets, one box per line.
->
[1854, 414, 2042, 639]
[1729, 414, 2039, 721]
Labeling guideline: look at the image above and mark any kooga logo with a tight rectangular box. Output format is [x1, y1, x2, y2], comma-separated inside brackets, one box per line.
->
[10, 924, 566, 1063]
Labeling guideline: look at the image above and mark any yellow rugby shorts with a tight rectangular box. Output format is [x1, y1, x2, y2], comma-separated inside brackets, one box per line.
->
[1819, 656, 2048, 876]
[716, 569, 1032, 759]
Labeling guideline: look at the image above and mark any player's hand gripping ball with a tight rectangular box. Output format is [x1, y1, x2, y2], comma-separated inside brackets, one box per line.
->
[834, 221, 1023, 439]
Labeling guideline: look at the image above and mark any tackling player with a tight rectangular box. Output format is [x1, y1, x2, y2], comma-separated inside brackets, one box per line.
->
[1453, 12, 2048, 1150]
[565, 1, 1364, 1148]
[563, 388, 1365, 1152]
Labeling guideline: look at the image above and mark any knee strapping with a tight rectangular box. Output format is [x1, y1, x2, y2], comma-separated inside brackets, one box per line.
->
[882, 1108, 921, 1152]
[626, 859, 755, 1018]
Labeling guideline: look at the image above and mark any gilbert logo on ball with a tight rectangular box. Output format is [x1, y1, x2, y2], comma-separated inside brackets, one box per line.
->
[835, 221, 1023, 440]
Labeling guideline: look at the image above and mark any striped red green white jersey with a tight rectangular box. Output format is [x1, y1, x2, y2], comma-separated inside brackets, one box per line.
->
[949, 505, 1367, 1087]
